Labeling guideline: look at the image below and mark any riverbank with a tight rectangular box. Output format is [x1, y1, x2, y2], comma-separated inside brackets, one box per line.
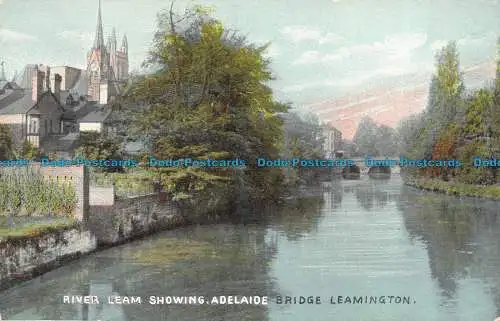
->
[0, 192, 192, 291]
[404, 176, 500, 200]
[0, 177, 322, 292]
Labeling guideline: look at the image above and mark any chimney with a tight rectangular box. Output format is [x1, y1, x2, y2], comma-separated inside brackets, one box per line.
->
[37, 64, 50, 92]
[99, 82, 109, 104]
[32, 70, 44, 102]
[53, 73, 62, 102]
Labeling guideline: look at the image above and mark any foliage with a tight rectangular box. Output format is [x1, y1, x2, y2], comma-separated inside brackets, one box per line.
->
[353, 117, 397, 157]
[433, 42, 465, 125]
[0, 124, 13, 160]
[429, 124, 458, 180]
[374, 125, 398, 156]
[397, 39, 500, 188]
[353, 117, 380, 156]
[124, 4, 287, 203]
[405, 176, 500, 199]
[0, 167, 77, 217]
[282, 111, 325, 158]
[75, 132, 124, 173]
[0, 219, 77, 239]
[396, 114, 425, 158]
[279, 111, 327, 184]
[21, 140, 40, 160]
[90, 169, 158, 197]
[456, 140, 494, 185]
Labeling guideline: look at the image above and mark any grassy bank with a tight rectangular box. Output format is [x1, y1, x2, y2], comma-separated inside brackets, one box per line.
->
[0, 217, 78, 240]
[404, 176, 500, 200]
[90, 169, 157, 197]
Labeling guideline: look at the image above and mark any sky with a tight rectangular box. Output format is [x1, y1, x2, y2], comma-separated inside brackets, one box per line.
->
[0, 0, 498, 136]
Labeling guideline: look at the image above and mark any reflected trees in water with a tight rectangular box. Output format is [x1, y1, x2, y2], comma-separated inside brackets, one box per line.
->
[0, 224, 281, 321]
[345, 179, 398, 210]
[271, 195, 325, 241]
[398, 187, 500, 313]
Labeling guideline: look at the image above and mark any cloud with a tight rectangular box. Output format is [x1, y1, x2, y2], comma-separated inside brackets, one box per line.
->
[431, 32, 496, 53]
[0, 28, 37, 43]
[293, 32, 428, 65]
[281, 26, 344, 45]
[457, 32, 496, 47]
[430, 40, 448, 53]
[57, 30, 94, 44]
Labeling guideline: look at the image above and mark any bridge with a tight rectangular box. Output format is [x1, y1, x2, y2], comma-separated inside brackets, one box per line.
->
[327, 156, 401, 176]
[349, 157, 401, 173]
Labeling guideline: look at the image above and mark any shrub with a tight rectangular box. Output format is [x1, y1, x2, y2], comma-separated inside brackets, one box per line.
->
[0, 167, 77, 217]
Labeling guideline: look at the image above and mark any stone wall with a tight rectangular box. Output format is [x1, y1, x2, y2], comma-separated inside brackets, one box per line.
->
[0, 227, 97, 291]
[0, 190, 230, 291]
[87, 193, 184, 245]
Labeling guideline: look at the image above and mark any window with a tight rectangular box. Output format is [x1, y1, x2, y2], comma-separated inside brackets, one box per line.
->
[49, 120, 52, 133]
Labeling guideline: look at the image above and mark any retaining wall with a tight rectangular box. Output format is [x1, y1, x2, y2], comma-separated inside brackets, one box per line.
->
[0, 193, 186, 291]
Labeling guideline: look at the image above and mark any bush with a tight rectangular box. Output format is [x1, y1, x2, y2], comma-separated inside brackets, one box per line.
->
[0, 167, 77, 217]
[457, 139, 494, 185]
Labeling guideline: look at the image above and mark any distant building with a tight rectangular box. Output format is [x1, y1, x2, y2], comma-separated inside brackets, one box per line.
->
[78, 104, 112, 133]
[322, 123, 342, 158]
[86, 0, 129, 103]
[0, 1, 131, 157]
[50, 66, 82, 91]
[0, 60, 7, 82]
[0, 67, 67, 149]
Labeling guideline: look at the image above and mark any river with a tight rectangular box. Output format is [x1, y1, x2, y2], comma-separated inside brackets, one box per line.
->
[0, 176, 499, 321]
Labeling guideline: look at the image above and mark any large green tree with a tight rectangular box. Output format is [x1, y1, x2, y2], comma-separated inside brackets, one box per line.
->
[434, 41, 465, 125]
[74, 132, 124, 173]
[125, 4, 287, 203]
[353, 116, 381, 156]
[0, 124, 12, 160]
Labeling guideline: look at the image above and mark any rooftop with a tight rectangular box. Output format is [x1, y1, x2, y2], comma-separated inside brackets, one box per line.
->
[41, 132, 80, 153]
[0, 89, 35, 114]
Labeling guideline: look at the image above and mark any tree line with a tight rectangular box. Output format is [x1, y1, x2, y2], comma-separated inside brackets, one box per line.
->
[397, 41, 499, 184]
[350, 40, 499, 185]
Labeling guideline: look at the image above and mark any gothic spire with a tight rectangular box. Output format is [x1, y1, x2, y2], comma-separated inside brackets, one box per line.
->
[0, 61, 6, 81]
[93, 0, 105, 49]
[111, 27, 117, 48]
[121, 34, 128, 54]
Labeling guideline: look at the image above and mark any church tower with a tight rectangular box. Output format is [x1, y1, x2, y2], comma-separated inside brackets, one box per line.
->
[86, 0, 109, 102]
[118, 34, 129, 80]
[86, 0, 128, 102]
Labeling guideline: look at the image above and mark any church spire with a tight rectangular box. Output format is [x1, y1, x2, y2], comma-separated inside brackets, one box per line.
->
[93, 0, 105, 49]
[0, 60, 6, 81]
[121, 34, 128, 54]
[111, 27, 117, 48]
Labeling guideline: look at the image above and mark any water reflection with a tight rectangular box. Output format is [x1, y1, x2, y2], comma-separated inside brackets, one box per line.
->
[326, 180, 343, 209]
[270, 195, 325, 241]
[343, 178, 398, 210]
[399, 186, 500, 314]
[1, 179, 500, 321]
[0, 225, 280, 321]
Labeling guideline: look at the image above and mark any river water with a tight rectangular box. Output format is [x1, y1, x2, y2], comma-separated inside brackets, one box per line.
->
[1, 176, 499, 321]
